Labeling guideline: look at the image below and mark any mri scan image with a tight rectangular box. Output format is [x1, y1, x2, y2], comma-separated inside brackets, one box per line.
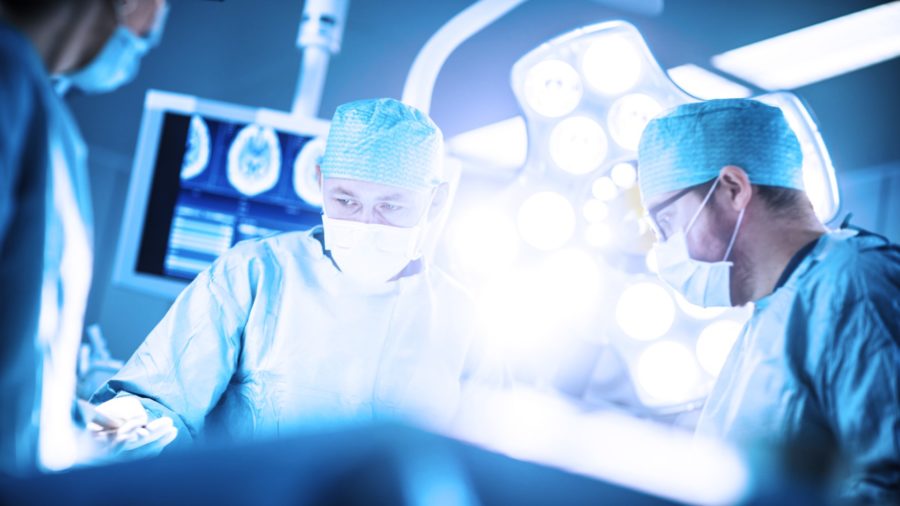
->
[293, 137, 325, 207]
[227, 124, 282, 197]
[181, 115, 211, 180]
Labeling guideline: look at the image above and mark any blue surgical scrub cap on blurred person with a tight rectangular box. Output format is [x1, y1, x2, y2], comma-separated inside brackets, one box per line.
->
[320, 98, 444, 192]
[637, 98, 804, 201]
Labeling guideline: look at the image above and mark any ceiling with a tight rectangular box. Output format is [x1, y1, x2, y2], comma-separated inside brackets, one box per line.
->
[68, 0, 900, 174]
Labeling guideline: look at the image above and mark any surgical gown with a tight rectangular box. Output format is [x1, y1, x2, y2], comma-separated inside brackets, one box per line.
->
[696, 229, 900, 503]
[94, 229, 481, 445]
[0, 21, 94, 474]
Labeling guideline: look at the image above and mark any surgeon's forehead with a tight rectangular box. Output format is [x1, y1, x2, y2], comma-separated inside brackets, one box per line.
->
[323, 177, 423, 202]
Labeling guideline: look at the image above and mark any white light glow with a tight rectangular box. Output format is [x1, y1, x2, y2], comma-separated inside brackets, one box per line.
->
[476, 250, 602, 351]
[583, 199, 609, 223]
[666, 64, 752, 99]
[449, 206, 520, 277]
[478, 274, 546, 350]
[637, 341, 701, 403]
[549, 116, 609, 175]
[696, 320, 744, 376]
[585, 223, 614, 248]
[616, 282, 675, 340]
[517, 191, 576, 251]
[607, 93, 663, 151]
[610, 162, 637, 189]
[539, 249, 604, 320]
[450, 387, 750, 506]
[591, 176, 618, 202]
[711, 2, 900, 90]
[523, 59, 584, 118]
[582, 34, 643, 95]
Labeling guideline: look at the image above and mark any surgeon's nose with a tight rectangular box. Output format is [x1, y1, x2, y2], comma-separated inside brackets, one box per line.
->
[358, 207, 378, 225]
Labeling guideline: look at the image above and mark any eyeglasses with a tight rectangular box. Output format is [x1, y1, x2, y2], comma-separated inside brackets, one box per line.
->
[643, 181, 709, 241]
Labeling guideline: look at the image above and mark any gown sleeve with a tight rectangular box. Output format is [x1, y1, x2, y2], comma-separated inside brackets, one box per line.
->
[92, 247, 261, 441]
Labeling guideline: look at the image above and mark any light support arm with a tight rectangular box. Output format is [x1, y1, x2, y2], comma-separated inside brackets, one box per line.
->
[401, 0, 529, 114]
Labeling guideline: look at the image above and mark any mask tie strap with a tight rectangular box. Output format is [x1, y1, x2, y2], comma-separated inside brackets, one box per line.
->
[722, 207, 746, 262]
[685, 177, 720, 233]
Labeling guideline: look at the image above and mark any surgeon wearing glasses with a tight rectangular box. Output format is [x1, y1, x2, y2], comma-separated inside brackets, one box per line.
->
[637, 99, 899, 503]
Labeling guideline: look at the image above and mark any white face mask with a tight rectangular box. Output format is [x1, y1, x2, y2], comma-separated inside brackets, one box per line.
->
[652, 178, 745, 308]
[322, 208, 430, 285]
[57, 3, 168, 95]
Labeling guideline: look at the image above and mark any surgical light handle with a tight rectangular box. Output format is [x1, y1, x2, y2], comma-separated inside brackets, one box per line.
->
[292, 0, 350, 118]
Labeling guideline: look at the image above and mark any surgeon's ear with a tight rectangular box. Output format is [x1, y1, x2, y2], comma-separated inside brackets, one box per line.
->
[428, 182, 450, 221]
[718, 165, 752, 212]
[316, 165, 323, 189]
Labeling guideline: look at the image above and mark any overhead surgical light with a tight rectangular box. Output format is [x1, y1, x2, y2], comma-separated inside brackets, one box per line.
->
[511, 21, 696, 182]
[609, 162, 637, 189]
[582, 34, 643, 96]
[616, 281, 675, 341]
[548, 116, 609, 174]
[666, 64, 753, 100]
[755, 92, 840, 223]
[523, 59, 584, 118]
[591, 176, 618, 202]
[607, 93, 663, 151]
[517, 191, 576, 251]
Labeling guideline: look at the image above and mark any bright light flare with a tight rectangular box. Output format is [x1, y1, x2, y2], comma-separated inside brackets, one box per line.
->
[517, 191, 576, 251]
[616, 281, 675, 340]
[637, 341, 701, 403]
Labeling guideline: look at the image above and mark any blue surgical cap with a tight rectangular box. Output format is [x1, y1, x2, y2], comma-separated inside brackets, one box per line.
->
[320, 98, 444, 192]
[637, 98, 804, 201]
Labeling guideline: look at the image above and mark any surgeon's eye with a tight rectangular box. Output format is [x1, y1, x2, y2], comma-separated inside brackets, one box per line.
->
[334, 197, 358, 208]
[379, 202, 403, 212]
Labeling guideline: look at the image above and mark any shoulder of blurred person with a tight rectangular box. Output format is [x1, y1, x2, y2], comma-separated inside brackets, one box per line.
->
[0, 15, 52, 159]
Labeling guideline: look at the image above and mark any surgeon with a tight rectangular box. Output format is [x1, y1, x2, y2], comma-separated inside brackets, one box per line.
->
[637, 99, 899, 503]
[0, 0, 171, 474]
[92, 98, 485, 453]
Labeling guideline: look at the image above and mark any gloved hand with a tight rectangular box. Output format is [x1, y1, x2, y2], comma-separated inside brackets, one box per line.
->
[80, 396, 178, 461]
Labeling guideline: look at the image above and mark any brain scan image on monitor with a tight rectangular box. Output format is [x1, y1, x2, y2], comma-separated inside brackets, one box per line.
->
[181, 115, 211, 180]
[293, 136, 325, 207]
[227, 124, 282, 197]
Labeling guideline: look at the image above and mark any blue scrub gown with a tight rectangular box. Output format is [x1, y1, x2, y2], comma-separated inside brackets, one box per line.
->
[697, 229, 900, 503]
[94, 229, 482, 446]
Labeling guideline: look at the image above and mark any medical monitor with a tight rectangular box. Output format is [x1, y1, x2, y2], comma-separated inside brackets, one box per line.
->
[113, 90, 330, 298]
